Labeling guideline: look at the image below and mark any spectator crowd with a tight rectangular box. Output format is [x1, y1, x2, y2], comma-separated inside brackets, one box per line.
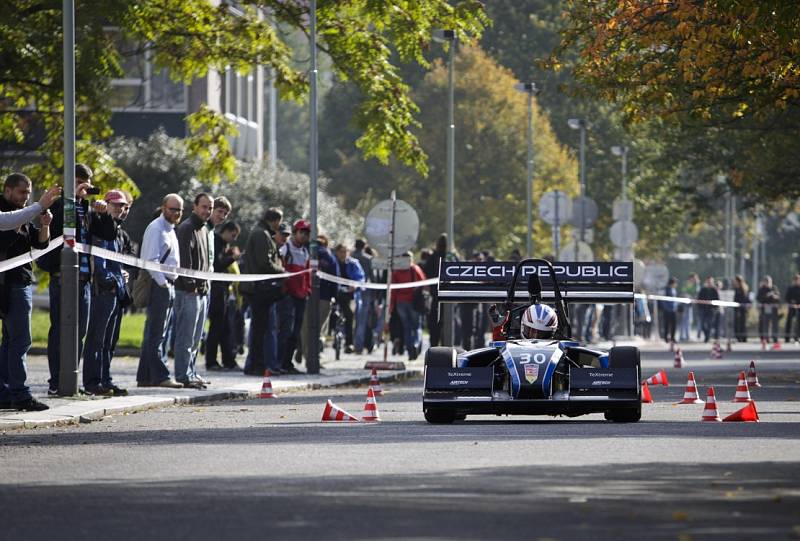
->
[1, 167, 799, 412]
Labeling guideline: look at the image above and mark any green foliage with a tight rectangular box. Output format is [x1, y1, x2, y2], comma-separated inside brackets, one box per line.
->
[321, 46, 578, 258]
[0, 0, 488, 186]
[106, 131, 361, 247]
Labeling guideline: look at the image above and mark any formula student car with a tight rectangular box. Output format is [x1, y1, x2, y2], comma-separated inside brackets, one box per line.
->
[422, 258, 641, 424]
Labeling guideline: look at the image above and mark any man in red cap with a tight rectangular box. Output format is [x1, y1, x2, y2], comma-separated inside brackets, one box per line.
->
[82, 189, 133, 395]
[277, 219, 311, 373]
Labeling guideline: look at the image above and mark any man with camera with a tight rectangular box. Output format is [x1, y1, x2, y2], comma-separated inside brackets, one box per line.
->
[0, 173, 53, 411]
[37, 163, 117, 396]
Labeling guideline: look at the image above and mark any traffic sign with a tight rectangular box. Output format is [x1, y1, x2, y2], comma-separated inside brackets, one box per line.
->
[610, 220, 639, 248]
[613, 198, 634, 221]
[558, 240, 593, 262]
[364, 199, 419, 256]
[643, 263, 669, 292]
[571, 227, 594, 243]
[569, 196, 598, 228]
[539, 190, 572, 225]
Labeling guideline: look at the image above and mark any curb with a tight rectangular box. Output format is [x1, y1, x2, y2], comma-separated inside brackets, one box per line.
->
[0, 368, 421, 431]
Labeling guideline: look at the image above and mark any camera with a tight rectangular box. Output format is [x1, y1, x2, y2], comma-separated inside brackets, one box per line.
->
[85, 186, 101, 195]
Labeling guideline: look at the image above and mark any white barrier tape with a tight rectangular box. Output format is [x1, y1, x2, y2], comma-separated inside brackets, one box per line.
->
[316, 271, 438, 290]
[72, 242, 311, 282]
[637, 293, 743, 309]
[0, 237, 64, 273]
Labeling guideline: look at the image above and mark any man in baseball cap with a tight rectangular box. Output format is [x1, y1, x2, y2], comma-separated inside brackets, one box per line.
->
[293, 218, 311, 232]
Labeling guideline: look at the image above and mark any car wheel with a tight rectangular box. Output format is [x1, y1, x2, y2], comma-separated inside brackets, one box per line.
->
[607, 346, 642, 422]
[424, 409, 457, 424]
[425, 347, 457, 368]
[604, 407, 642, 423]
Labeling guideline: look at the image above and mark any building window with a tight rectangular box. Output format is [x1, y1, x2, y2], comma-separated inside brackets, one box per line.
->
[107, 28, 187, 112]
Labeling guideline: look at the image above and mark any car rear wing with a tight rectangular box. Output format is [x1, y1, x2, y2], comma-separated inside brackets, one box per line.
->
[437, 261, 634, 304]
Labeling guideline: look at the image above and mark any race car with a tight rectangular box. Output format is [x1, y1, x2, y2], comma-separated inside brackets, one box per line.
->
[422, 257, 641, 423]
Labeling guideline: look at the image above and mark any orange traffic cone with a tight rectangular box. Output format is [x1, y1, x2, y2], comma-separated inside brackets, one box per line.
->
[673, 347, 685, 369]
[746, 360, 762, 388]
[723, 401, 759, 422]
[771, 341, 782, 350]
[260, 370, 277, 399]
[701, 387, 722, 422]
[641, 382, 654, 403]
[321, 400, 360, 422]
[676, 371, 704, 404]
[732, 371, 753, 403]
[643, 368, 669, 386]
[369, 368, 383, 396]
[362, 387, 381, 422]
[710, 341, 723, 359]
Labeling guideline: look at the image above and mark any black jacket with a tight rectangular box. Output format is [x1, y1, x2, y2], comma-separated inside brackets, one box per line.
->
[36, 198, 116, 274]
[175, 213, 210, 293]
[0, 197, 49, 286]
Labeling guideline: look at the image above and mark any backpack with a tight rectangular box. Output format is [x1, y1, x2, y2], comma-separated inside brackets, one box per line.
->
[132, 247, 171, 309]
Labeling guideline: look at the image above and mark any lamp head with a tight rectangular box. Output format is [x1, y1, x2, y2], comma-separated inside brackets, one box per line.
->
[432, 29, 456, 42]
[567, 118, 583, 130]
[514, 82, 540, 94]
[611, 145, 627, 156]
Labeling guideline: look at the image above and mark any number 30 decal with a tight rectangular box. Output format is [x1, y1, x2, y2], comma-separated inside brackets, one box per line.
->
[519, 353, 547, 364]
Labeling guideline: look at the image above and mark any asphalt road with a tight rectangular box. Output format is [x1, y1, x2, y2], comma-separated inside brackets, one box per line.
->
[1, 350, 799, 540]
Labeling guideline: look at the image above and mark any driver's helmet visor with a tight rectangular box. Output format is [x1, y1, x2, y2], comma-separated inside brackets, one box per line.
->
[522, 325, 552, 339]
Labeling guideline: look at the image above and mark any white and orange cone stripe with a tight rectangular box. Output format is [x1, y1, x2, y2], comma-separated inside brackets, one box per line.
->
[732, 371, 753, 403]
[746, 360, 762, 388]
[643, 368, 669, 387]
[321, 400, 360, 422]
[369, 368, 383, 396]
[260, 370, 277, 399]
[362, 387, 381, 422]
[701, 387, 722, 422]
[673, 348, 685, 369]
[676, 371, 704, 405]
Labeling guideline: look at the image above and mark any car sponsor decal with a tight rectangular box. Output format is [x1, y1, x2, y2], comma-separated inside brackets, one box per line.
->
[524, 364, 539, 384]
[441, 261, 633, 283]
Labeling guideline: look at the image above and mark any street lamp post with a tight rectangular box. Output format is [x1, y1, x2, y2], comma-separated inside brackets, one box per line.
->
[59, 0, 79, 396]
[307, 0, 320, 374]
[611, 144, 633, 336]
[515, 82, 540, 257]
[433, 28, 456, 346]
[567, 118, 588, 260]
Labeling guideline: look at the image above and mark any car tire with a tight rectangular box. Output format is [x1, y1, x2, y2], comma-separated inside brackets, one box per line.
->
[424, 409, 457, 424]
[425, 347, 457, 368]
[606, 346, 642, 423]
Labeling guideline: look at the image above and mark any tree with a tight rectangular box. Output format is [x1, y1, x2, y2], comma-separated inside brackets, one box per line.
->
[107, 130, 361, 246]
[321, 46, 579, 258]
[557, 0, 800, 201]
[0, 0, 488, 187]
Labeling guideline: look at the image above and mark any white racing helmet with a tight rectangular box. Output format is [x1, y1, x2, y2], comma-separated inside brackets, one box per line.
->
[521, 303, 558, 339]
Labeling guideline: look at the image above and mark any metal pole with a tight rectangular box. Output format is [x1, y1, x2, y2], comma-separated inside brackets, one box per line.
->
[554, 192, 560, 256]
[579, 123, 586, 244]
[58, 0, 79, 396]
[306, 0, 320, 374]
[442, 36, 456, 347]
[526, 91, 533, 258]
[382, 192, 397, 362]
[268, 69, 277, 168]
[621, 148, 628, 200]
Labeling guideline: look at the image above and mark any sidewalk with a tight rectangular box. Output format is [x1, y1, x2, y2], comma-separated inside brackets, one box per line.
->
[0, 349, 422, 431]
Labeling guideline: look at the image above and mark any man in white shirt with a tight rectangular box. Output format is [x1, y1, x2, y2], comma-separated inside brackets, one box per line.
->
[136, 194, 183, 388]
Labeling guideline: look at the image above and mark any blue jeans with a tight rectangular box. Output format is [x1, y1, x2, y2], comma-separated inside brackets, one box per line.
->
[278, 296, 307, 368]
[104, 300, 124, 387]
[679, 306, 692, 341]
[173, 289, 207, 383]
[137, 283, 174, 385]
[245, 299, 279, 373]
[47, 277, 90, 390]
[354, 291, 368, 351]
[395, 301, 422, 357]
[0, 284, 33, 403]
[82, 289, 117, 389]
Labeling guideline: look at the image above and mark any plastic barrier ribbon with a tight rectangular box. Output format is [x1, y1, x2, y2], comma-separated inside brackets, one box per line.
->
[72, 242, 310, 282]
[0, 236, 64, 273]
[316, 271, 438, 290]
[636, 293, 740, 308]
